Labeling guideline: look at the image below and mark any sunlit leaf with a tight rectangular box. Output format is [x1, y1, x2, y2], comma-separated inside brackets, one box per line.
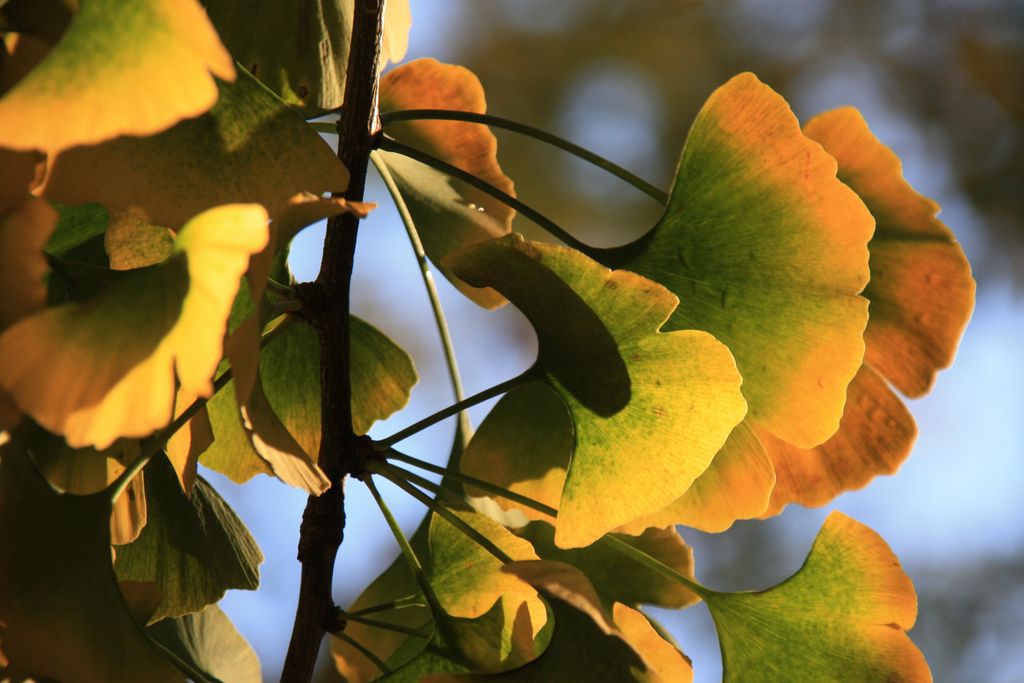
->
[0, 0, 235, 153]
[43, 66, 347, 229]
[114, 454, 262, 623]
[704, 512, 930, 682]
[0, 434, 183, 682]
[0, 204, 268, 449]
[202, 0, 410, 114]
[380, 58, 515, 308]
[611, 604, 693, 683]
[165, 384, 214, 493]
[616, 422, 775, 533]
[757, 106, 976, 515]
[147, 605, 261, 683]
[606, 72, 873, 449]
[515, 523, 697, 610]
[449, 234, 746, 548]
[105, 211, 174, 271]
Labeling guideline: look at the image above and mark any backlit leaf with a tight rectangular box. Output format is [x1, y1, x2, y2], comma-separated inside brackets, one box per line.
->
[449, 234, 746, 548]
[105, 211, 174, 271]
[0, 0, 235, 153]
[202, 0, 410, 114]
[380, 59, 515, 308]
[0, 204, 268, 449]
[606, 72, 873, 449]
[43, 66, 347, 229]
[114, 454, 262, 623]
[612, 604, 693, 683]
[0, 434, 183, 682]
[147, 605, 261, 683]
[704, 512, 930, 682]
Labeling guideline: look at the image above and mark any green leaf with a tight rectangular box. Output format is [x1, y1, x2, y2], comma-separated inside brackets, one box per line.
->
[201, 0, 410, 114]
[515, 522, 697, 611]
[201, 316, 416, 489]
[43, 65, 347, 229]
[0, 0, 235, 153]
[606, 72, 873, 449]
[704, 512, 930, 682]
[114, 453, 262, 623]
[44, 201, 108, 257]
[0, 204, 268, 449]
[0, 433, 183, 682]
[147, 605, 261, 683]
[379, 59, 516, 308]
[448, 234, 746, 548]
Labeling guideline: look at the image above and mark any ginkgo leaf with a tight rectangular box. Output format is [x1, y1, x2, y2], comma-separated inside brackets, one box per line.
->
[45, 201, 109, 258]
[114, 454, 262, 623]
[611, 604, 693, 683]
[756, 107, 976, 515]
[105, 211, 175, 271]
[604, 72, 873, 449]
[616, 422, 775, 534]
[147, 605, 261, 683]
[43, 65, 347, 229]
[380, 58, 516, 308]
[0, 147, 44, 211]
[424, 561, 672, 682]
[27, 425, 147, 544]
[0, 196, 55, 329]
[165, 384, 214, 493]
[0, 434, 183, 682]
[201, 316, 416, 488]
[0, 0, 235, 153]
[703, 511, 930, 682]
[202, 0, 410, 114]
[515, 522, 697, 611]
[0, 32, 49, 95]
[0, 203, 268, 449]
[448, 234, 746, 548]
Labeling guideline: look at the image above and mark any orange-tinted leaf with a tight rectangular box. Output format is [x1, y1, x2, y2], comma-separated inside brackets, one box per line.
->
[704, 512, 930, 682]
[0, 204, 268, 448]
[0, 0, 235, 153]
[380, 59, 515, 308]
[0, 196, 56, 329]
[612, 604, 693, 683]
[610, 73, 873, 449]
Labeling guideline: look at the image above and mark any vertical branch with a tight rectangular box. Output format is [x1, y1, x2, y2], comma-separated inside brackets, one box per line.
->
[280, 2, 386, 681]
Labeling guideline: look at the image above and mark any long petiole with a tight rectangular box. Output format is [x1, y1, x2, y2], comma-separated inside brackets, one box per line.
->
[377, 137, 602, 261]
[341, 612, 431, 639]
[600, 534, 709, 598]
[370, 150, 471, 451]
[375, 465, 514, 564]
[381, 109, 668, 203]
[105, 315, 296, 504]
[374, 369, 539, 450]
[332, 631, 393, 675]
[387, 450, 559, 518]
[383, 463, 465, 506]
[363, 475, 462, 654]
[348, 594, 427, 618]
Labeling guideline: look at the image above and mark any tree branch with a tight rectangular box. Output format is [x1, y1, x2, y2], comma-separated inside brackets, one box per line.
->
[280, 1, 386, 680]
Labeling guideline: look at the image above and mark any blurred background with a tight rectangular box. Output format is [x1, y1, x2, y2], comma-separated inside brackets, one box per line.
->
[205, 2, 1024, 681]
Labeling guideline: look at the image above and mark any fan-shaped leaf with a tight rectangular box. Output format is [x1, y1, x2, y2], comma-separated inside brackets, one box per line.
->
[0, 0, 235, 153]
[147, 605, 261, 683]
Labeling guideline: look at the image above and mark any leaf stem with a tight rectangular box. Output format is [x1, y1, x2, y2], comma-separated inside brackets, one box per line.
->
[375, 465, 514, 564]
[377, 137, 602, 260]
[342, 612, 431, 639]
[348, 594, 426, 618]
[386, 451, 559, 518]
[374, 369, 539, 450]
[332, 631, 393, 675]
[381, 463, 465, 506]
[599, 534, 709, 598]
[380, 109, 668, 203]
[370, 150, 472, 450]
[363, 474, 462, 653]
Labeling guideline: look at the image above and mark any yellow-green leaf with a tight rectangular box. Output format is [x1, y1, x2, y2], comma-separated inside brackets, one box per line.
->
[43, 65, 347, 229]
[147, 605, 262, 683]
[607, 72, 873, 449]
[0, 434, 183, 682]
[449, 235, 746, 548]
[202, 0, 410, 114]
[380, 59, 515, 308]
[114, 454, 262, 623]
[0, 0, 235, 153]
[704, 512, 930, 682]
[0, 204, 268, 449]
